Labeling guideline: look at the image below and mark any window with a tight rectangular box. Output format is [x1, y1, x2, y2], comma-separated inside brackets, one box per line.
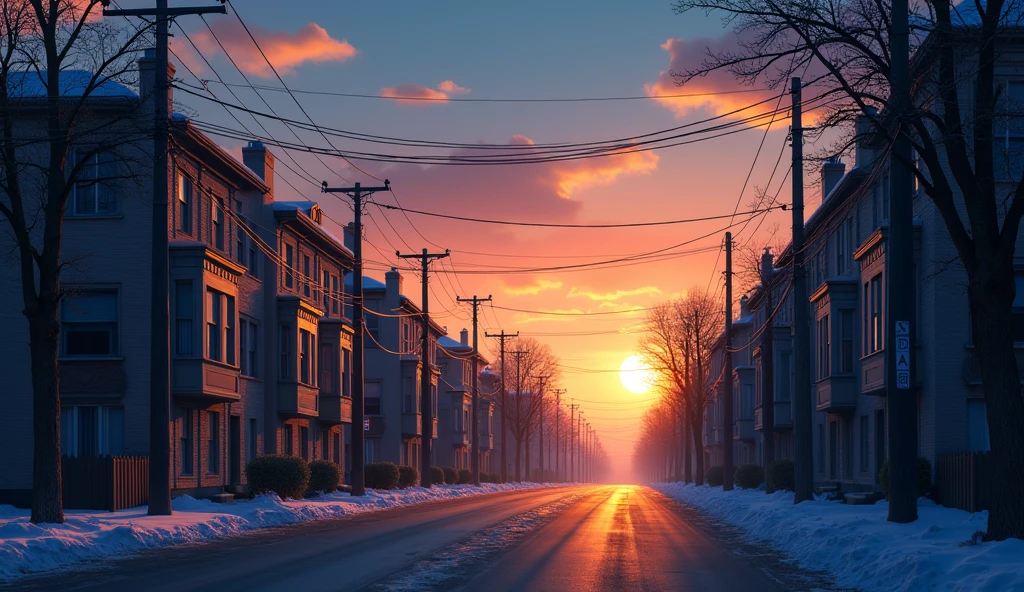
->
[829, 420, 839, 480]
[323, 270, 331, 311]
[840, 310, 855, 373]
[61, 290, 118, 357]
[60, 406, 124, 457]
[299, 329, 315, 385]
[225, 297, 235, 365]
[284, 424, 294, 456]
[834, 224, 847, 275]
[249, 243, 259, 279]
[403, 377, 415, 413]
[284, 244, 294, 289]
[320, 343, 335, 395]
[843, 419, 854, 480]
[860, 415, 870, 472]
[334, 433, 342, 464]
[365, 439, 377, 463]
[331, 276, 339, 315]
[778, 351, 791, 402]
[212, 198, 225, 251]
[818, 424, 825, 473]
[280, 324, 292, 380]
[342, 348, 351, 397]
[179, 408, 194, 475]
[69, 151, 119, 216]
[178, 173, 193, 233]
[967, 400, 991, 452]
[742, 384, 753, 418]
[864, 274, 884, 354]
[365, 313, 379, 345]
[997, 80, 1024, 180]
[1012, 271, 1024, 342]
[175, 282, 193, 356]
[207, 411, 220, 474]
[300, 426, 309, 461]
[207, 289, 220, 361]
[365, 382, 382, 415]
[303, 254, 311, 297]
[248, 418, 257, 462]
[240, 319, 259, 378]
[817, 314, 830, 380]
[205, 289, 235, 364]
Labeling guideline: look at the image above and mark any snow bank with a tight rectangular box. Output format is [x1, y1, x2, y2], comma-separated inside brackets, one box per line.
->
[654, 482, 1024, 592]
[0, 482, 548, 582]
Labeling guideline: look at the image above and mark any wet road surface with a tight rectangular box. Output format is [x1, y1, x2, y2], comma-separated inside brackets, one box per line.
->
[9, 485, 833, 591]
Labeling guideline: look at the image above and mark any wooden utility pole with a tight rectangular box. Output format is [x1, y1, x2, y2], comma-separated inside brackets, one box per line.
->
[510, 349, 529, 481]
[486, 330, 518, 483]
[791, 77, 814, 504]
[761, 248, 777, 491]
[322, 181, 392, 496]
[102, 0, 226, 517]
[552, 388, 566, 482]
[887, 0, 918, 523]
[569, 402, 579, 482]
[723, 231, 735, 491]
[531, 374, 549, 482]
[457, 295, 492, 485]
[398, 248, 450, 487]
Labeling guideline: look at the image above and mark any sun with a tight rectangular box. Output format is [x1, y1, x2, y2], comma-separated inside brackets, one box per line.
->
[620, 355, 656, 394]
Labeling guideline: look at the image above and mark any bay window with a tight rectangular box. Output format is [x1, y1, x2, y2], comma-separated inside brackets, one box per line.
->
[817, 313, 830, 380]
[864, 274, 884, 355]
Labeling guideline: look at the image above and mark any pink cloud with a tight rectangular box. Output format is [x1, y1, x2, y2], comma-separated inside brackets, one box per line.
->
[380, 80, 472, 104]
[181, 20, 356, 78]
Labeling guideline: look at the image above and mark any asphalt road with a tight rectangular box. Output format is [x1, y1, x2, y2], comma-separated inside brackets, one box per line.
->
[10, 485, 828, 592]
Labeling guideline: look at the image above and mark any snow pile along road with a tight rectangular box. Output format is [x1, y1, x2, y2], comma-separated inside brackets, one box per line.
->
[0, 482, 549, 582]
[654, 482, 1024, 592]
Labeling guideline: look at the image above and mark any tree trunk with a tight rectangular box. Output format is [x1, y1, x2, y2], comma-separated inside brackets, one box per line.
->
[514, 437, 522, 482]
[525, 426, 531, 482]
[968, 269, 1024, 541]
[27, 298, 64, 524]
[691, 416, 705, 486]
[684, 415, 693, 483]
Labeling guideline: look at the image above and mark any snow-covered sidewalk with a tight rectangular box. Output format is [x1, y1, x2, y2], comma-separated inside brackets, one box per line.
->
[0, 482, 549, 582]
[654, 482, 1024, 592]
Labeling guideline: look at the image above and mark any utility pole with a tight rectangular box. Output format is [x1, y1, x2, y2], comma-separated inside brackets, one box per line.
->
[510, 349, 529, 481]
[553, 388, 566, 482]
[887, 0, 918, 523]
[398, 249, 450, 487]
[791, 76, 814, 504]
[322, 180, 392, 497]
[102, 0, 226, 517]
[457, 295, 492, 485]
[761, 248, 777, 491]
[723, 232, 735, 491]
[569, 402, 579, 482]
[577, 411, 584, 483]
[486, 331, 518, 483]
[531, 374, 549, 482]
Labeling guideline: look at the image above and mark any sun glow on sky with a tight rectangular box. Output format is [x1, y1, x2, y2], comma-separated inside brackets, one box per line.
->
[620, 355, 657, 395]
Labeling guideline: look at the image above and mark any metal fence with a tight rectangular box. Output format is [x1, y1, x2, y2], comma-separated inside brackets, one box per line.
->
[936, 451, 990, 513]
[62, 455, 149, 511]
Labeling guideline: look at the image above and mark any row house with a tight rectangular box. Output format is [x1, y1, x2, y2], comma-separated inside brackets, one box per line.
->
[0, 53, 354, 505]
[703, 297, 757, 468]
[435, 331, 494, 471]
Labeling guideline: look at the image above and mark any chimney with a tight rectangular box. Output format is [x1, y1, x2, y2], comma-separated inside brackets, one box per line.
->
[760, 248, 774, 284]
[385, 267, 403, 299]
[242, 141, 275, 195]
[821, 157, 845, 202]
[855, 107, 879, 169]
[137, 48, 175, 118]
[460, 328, 469, 346]
[739, 295, 750, 318]
[343, 222, 356, 251]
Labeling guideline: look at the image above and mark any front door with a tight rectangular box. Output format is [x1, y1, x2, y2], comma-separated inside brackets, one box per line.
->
[230, 415, 241, 485]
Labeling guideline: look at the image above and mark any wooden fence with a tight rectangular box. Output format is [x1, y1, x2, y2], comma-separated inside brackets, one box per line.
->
[936, 451, 990, 513]
[62, 455, 149, 511]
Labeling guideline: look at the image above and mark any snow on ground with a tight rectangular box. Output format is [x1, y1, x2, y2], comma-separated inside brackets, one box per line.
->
[654, 482, 1024, 592]
[0, 482, 549, 582]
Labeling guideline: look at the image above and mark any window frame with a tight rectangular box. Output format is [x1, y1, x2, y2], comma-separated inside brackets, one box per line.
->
[60, 288, 120, 358]
[177, 172, 193, 234]
[207, 410, 220, 475]
[69, 149, 120, 218]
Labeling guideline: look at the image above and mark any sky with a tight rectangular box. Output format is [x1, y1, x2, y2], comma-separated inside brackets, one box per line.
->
[129, 0, 841, 482]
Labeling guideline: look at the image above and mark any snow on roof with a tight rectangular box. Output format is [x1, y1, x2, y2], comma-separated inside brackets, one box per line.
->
[343, 275, 386, 291]
[271, 201, 318, 215]
[6, 71, 136, 98]
[438, 335, 469, 350]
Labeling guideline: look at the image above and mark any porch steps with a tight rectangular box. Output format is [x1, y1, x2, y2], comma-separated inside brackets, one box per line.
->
[844, 492, 885, 505]
[210, 492, 235, 504]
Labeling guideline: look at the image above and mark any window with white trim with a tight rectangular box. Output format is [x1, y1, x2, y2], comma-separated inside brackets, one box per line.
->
[864, 274, 884, 354]
[817, 313, 830, 380]
[69, 150, 119, 217]
[177, 173, 193, 234]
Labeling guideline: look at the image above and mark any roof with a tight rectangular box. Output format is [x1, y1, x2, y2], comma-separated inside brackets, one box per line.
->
[344, 275, 386, 291]
[6, 70, 136, 99]
[438, 335, 469, 350]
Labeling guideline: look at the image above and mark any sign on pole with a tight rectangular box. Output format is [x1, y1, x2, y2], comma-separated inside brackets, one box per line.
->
[895, 321, 911, 390]
[363, 418, 370, 432]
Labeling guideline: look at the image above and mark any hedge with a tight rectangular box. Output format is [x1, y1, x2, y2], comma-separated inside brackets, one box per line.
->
[457, 469, 473, 484]
[246, 455, 310, 500]
[398, 465, 419, 488]
[365, 462, 401, 490]
[879, 457, 932, 500]
[431, 466, 446, 485]
[766, 459, 795, 492]
[705, 465, 724, 487]
[307, 460, 341, 495]
[734, 463, 765, 489]
[442, 467, 458, 485]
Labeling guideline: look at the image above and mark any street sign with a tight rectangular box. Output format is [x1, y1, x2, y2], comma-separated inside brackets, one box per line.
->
[895, 320, 911, 390]
[363, 418, 370, 431]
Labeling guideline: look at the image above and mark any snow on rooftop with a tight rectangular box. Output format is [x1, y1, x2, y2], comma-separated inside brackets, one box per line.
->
[438, 335, 469, 350]
[343, 275, 386, 291]
[6, 71, 136, 99]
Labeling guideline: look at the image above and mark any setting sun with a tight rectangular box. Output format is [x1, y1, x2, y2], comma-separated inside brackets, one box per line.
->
[620, 355, 657, 394]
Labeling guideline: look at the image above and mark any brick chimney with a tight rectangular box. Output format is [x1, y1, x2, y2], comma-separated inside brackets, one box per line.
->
[739, 295, 750, 318]
[460, 328, 469, 346]
[242, 141, 275, 195]
[761, 248, 774, 285]
[821, 157, 846, 202]
[385, 267, 403, 300]
[137, 48, 175, 118]
[343, 222, 356, 251]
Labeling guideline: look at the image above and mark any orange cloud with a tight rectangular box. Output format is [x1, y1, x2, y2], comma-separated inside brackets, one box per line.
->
[503, 279, 564, 296]
[381, 80, 472, 104]
[568, 286, 662, 301]
[549, 150, 658, 199]
[183, 20, 356, 78]
[645, 36, 781, 120]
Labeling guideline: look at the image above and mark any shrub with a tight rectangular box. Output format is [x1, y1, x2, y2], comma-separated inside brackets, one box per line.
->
[398, 465, 419, 488]
[766, 459, 795, 492]
[443, 467, 458, 485]
[246, 455, 310, 500]
[485, 473, 501, 483]
[457, 469, 473, 484]
[365, 462, 401, 490]
[307, 460, 341, 496]
[705, 465, 724, 487]
[431, 466, 446, 485]
[734, 464, 765, 489]
[879, 457, 932, 500]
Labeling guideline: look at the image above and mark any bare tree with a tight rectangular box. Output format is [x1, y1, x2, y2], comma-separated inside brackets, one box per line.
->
[0, 0, 151, 523]
[670, 0, 1024, 540]
[494, 337, 559, 482]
